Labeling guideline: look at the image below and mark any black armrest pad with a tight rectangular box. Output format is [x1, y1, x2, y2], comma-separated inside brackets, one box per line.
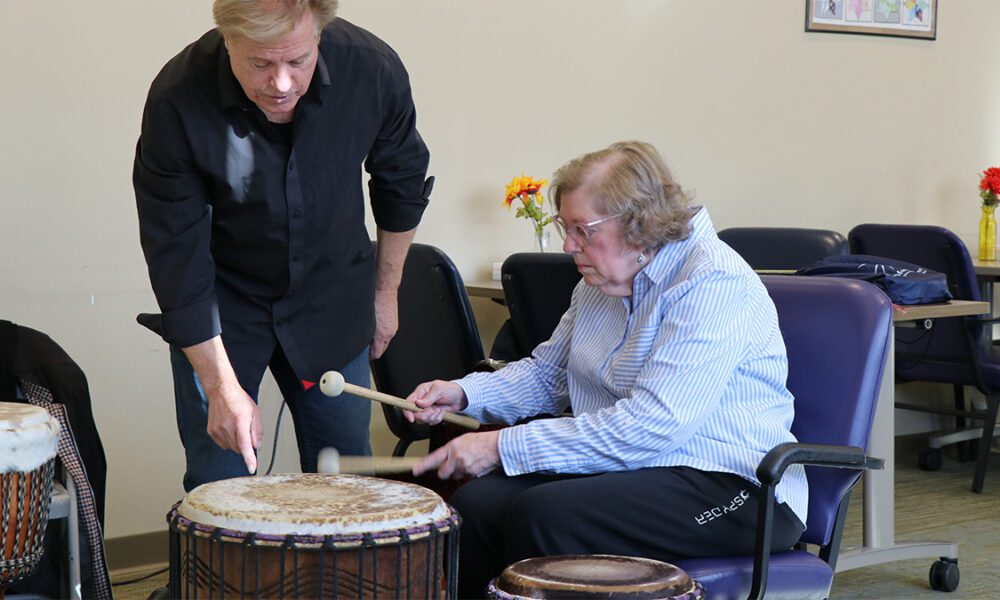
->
[756, 442, 884, 486]
[470, 358, 505, 373]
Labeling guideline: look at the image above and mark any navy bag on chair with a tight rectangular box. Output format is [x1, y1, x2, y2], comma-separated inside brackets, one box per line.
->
[796, 254, 953, 305]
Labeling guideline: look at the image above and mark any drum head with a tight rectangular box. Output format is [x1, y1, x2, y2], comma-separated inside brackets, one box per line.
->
[494, 554, 698, 599]
[177, 473, 452, 537]
[0, 401, 59, 473]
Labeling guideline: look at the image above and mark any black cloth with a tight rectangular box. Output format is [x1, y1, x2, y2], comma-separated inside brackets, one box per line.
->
[0, 321, 107, 522]
[451, 467, 805, 599]
[0, 321, 111, 599]
[133, 18, 431, 386]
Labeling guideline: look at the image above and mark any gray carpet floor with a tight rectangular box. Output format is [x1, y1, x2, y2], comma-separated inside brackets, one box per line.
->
[830, 449, 1000, 599]
[110, 450, 1000, 599]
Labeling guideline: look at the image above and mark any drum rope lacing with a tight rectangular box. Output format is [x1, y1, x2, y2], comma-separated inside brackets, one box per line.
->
[0, 459, 55, 585]
[167, 501, 463, 598]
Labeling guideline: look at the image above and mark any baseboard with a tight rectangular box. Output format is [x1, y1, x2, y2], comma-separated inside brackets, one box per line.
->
[105, 530, 169, 572]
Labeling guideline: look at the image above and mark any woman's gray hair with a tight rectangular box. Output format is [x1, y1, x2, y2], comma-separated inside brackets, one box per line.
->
[551, 141, 694, 251]
[214, 0, 338, 43]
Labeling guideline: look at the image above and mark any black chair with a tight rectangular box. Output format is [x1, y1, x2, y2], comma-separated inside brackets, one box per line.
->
[718, 227, 849, 270]
[675, 276, 892, 599]
[370, 243, 488, 457]
[849, 223, 1000, 493]
[500, 252, 581, 359]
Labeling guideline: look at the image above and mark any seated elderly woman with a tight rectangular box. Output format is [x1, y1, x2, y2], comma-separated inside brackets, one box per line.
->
[405, 140, 808, 598]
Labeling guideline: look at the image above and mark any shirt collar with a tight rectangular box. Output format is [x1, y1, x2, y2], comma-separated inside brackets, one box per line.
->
[637, 205, 712, 289]
[217, 43, 247, 111]
[314, 44, 331, 87]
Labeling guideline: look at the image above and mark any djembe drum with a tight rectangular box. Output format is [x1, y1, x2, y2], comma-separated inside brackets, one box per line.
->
[487, 555, 705, 600]
[167, 473, 460, 598]
[0, 402, 60, 597]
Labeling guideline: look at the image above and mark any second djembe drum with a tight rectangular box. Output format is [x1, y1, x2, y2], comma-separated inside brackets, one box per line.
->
[487, 554, 705, 600]
[0, 402, 59, 594]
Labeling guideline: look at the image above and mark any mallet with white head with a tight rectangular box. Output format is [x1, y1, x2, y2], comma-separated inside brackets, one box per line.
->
[316, 446, 421, 475]
[319, 371, 480, 430]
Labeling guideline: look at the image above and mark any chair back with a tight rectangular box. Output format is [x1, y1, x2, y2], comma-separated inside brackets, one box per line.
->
[761, 276, 892, 545]
[370, 243, 486, 454]
[848, 224, 984, 383]
[718, 227, 849, 270]
[501, 252, 582, 358]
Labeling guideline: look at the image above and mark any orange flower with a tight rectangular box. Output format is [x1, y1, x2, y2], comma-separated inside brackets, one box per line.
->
[502, 175, 552, 235]
[504, 176, 548, 207]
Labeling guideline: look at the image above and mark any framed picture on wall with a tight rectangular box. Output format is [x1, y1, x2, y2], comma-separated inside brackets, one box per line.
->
[806, 0, 937, 40]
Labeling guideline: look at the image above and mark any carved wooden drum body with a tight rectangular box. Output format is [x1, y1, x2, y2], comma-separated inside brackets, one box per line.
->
[168, 473, 460, 599]
[487, 555, 705, 600]
[0, 402, 60, 588]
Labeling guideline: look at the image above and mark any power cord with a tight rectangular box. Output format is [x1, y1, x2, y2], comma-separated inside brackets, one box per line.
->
[111, 565, 169, 586]
[113, 400, 286, 588]
[894, 323, 935, 371]
[264, 399, 286, 475]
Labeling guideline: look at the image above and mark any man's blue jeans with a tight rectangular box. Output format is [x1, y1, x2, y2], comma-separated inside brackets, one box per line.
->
[170, 344, 372, 492]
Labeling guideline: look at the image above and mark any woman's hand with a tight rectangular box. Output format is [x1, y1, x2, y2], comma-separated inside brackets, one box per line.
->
[413, 430, 501, 479]
[403, 380, 468, 425]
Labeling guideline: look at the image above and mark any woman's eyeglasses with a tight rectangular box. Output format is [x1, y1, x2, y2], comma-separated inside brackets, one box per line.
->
[552, 213, 622, 246]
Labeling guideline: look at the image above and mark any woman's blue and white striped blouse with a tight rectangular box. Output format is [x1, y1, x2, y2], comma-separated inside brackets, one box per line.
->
[458, 207, 808, 524]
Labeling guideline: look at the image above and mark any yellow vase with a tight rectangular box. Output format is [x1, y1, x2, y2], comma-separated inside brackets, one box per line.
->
[979, 204, 997, 261]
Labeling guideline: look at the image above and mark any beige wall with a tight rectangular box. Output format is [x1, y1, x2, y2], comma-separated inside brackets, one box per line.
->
[1, 0, 998, 539]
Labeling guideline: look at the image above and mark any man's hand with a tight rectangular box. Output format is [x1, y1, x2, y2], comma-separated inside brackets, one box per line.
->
[413, 430, 501, 479]
[370, 288, 399, 359]
[403, 380, 468, 425]
[182, 336, 261, 475]
[205, 380, 262, 474]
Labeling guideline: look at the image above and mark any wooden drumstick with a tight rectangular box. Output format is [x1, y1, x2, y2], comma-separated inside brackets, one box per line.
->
[319, 371, 481, 430]
[317, 447, 421, 474]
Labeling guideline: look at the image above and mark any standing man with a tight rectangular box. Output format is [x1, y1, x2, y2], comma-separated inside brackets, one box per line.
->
[134, 0, 431, 491]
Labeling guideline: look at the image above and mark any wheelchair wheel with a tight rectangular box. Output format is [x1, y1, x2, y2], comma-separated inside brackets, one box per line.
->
[929, 558, 959, 592]
[918, 448, 943, 471]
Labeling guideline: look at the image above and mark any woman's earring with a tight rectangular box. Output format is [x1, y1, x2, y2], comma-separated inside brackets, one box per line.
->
[637, 252, 646, 265]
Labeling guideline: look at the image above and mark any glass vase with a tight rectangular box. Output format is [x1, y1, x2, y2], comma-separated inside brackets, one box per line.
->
[979, 204, 997, 261]
[534, 229, 551, 253]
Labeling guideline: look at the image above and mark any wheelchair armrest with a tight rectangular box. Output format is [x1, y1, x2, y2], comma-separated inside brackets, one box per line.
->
[746, 443, 883, 600]
[756, 442, 884, 487]
[470, 358, 506, 373]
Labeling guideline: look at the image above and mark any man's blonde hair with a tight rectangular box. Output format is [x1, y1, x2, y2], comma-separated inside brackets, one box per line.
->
[214, 0, 338, 43]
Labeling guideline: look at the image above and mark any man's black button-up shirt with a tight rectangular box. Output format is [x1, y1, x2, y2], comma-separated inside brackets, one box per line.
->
[134, 19, 430, 388]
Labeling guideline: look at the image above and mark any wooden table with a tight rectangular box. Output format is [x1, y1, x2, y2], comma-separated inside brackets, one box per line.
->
[972, 258, 1000, 278]
[972, 258, 1000, 304]
[467, 272, 798, 302]
[466, 280, 505, 301]
[838, 299, 989, 573]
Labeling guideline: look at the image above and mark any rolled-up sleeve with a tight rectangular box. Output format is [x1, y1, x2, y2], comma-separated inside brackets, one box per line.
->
[133, 97, 220, 347]
[364, 50, 430, 232]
